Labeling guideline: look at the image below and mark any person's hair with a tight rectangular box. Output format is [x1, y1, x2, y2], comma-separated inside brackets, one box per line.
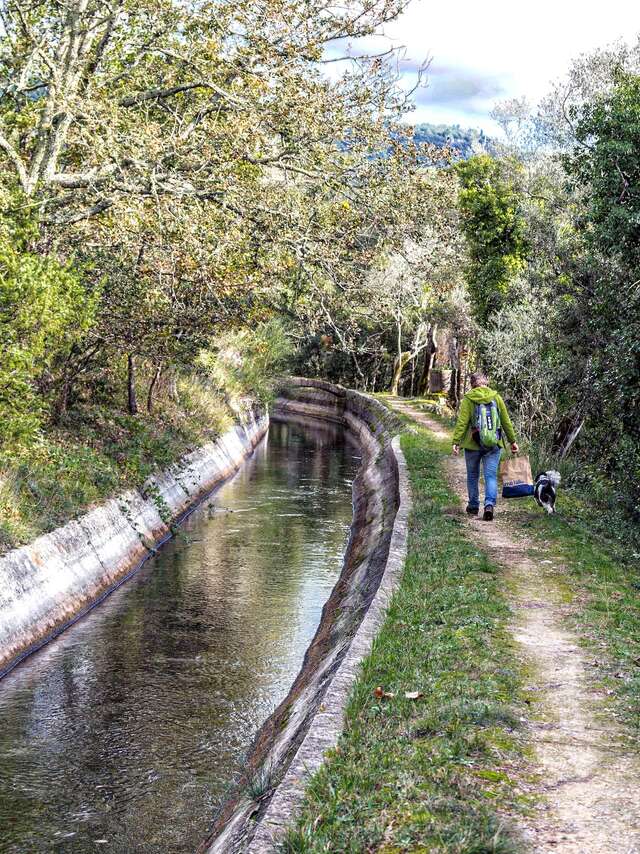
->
[470, 371, 488, 388]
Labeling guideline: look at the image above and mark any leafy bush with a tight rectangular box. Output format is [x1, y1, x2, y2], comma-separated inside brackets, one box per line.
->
[456, 155, 528, 325]
[0, 202, 98, 448]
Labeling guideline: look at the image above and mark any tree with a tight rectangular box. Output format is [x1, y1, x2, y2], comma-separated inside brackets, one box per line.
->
[0, 197, 97, 445]
[561, 72, 640, 513]
[456, 154, 528, 326]
[287, 162, 465, 394]
[480, 49, 640, 523]
[0, 0, 416, 222]
[0, 0, 432, 419]
[536, 37, 640, 150]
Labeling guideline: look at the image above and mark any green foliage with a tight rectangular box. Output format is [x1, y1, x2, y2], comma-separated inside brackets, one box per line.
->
[199, 319, 293, 402]
[447, 65, 640, 532]
[0, 439, 119, 549]
[456, 155, 528, 325]
[567, 73, 640, 264]
[0, 382, 235, 554]
[0, 208, 98, 446]
[560, 72, 640, 520]
[0, 0, 431, 543]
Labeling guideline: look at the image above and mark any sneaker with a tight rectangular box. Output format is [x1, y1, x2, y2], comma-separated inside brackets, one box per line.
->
[466, 504, 479, 516]
[483, 505, 494, 522]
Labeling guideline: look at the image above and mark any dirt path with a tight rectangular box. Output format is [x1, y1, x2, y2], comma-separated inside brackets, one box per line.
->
[389, 399, 640, 854]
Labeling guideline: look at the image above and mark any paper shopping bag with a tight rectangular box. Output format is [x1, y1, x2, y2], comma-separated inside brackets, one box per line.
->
[500, 455, 534, 499]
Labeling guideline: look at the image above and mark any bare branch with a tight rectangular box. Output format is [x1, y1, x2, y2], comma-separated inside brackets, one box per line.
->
[0, 128, 28, 190]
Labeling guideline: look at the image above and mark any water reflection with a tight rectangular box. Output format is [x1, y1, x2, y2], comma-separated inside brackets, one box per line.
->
[0, 420, 358, 853]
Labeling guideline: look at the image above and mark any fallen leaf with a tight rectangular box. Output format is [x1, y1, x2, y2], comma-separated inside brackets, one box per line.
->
[404, 691, 424, 700]
[373, 686, 395, 699]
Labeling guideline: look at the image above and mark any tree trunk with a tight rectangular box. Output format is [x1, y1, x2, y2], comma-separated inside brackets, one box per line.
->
[456, 364, 464, 405]
[167, 369, 180, 403]
[458, 344, 469, 398]
[390, 357, 402, 396]
[390, 352, 410, 396]
[559, 418, 585, 458]
[147, 365, 162, 413]
[351, 351, 366, 388]
[554, 411, 585, 458]
[448, 368, 459, 410]
[127, 354, 138, 415]
[418, 324, 438, 395]
[53, 373, 73, 424]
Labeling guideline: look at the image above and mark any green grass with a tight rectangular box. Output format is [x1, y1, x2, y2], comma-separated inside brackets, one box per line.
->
[508, 495, 640, 732]
[281, 423, 529, 853]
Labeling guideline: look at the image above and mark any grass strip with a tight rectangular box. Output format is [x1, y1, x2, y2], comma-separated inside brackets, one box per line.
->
[282, 423, 528, 853]
[509, 497, 640, 733]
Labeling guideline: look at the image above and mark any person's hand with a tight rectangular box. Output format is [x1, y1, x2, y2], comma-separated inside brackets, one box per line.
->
[511, 442, 519, 454]
[452, 444, 460, 456]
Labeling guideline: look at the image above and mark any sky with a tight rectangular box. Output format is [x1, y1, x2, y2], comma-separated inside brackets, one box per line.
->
[339, 0, 640, 135]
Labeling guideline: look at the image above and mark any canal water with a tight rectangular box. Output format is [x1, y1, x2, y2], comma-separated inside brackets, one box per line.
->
[0, 420, 359, 853]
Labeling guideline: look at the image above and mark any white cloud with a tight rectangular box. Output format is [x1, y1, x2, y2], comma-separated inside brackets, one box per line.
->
[344, 0, 640, 133]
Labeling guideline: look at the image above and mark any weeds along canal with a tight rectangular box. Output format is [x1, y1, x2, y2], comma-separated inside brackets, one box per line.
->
[0, 419, 359, 853]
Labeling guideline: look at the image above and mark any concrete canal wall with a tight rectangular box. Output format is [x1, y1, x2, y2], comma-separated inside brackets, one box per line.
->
[0, 411, 268, 679]
[202, 379, 410, 854]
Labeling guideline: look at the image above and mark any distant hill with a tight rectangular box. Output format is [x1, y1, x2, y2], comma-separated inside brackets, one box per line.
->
[411, 122, 493, 160]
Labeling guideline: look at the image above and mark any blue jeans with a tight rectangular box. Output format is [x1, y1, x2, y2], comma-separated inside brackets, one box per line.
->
[464, 447, 501, 509]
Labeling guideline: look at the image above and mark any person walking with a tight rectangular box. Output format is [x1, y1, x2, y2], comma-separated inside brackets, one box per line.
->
[452, 371, 519, 521]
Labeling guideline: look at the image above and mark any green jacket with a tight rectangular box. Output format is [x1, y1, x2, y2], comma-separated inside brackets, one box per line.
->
[452, 386, 517, 451]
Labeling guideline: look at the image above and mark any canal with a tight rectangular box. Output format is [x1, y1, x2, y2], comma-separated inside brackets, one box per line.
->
[0, 419, 359, 853]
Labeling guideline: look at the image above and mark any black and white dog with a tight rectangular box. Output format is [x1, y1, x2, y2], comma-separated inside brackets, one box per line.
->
[534, 470, 562, 514]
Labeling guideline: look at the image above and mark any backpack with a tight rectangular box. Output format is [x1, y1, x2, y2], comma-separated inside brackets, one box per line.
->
[472, 399, 501, 449]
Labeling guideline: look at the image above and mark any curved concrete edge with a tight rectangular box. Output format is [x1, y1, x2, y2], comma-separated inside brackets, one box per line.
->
[246, 434, 410, 852]
[201, 383, 410, 854]
[0, 410, 269, 679]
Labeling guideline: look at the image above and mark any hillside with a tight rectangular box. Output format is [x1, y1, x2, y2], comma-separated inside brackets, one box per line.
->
[412, 121, 493, 158]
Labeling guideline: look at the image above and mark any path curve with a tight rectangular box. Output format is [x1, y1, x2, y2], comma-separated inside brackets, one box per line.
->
[389, 398, 640, 854]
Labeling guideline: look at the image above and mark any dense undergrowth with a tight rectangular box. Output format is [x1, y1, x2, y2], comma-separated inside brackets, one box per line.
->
[0, 316, 288, 554]
[282, 421, 528, 853]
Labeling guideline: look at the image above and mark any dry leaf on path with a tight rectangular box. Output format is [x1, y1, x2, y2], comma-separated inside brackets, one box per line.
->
[404, 690, 424, 700]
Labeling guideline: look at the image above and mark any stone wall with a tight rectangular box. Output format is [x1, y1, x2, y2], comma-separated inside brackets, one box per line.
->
[0, 411, 268, 679]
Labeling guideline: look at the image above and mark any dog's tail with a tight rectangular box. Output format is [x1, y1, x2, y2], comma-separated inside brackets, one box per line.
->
[546, 470, 562, 487]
